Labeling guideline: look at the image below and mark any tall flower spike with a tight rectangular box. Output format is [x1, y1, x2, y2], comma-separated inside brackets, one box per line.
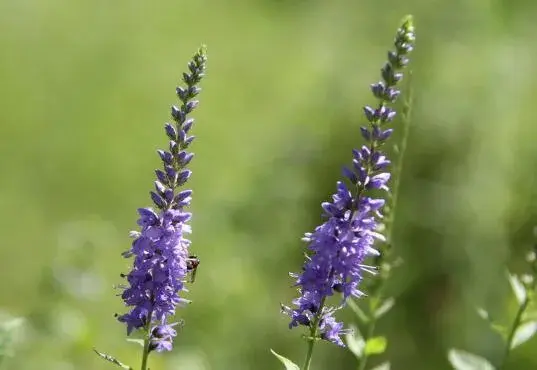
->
[284, 17, 414, 357]
[117, 47, 207, 356]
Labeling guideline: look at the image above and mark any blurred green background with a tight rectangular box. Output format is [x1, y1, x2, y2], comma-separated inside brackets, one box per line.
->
[1, 0, 537, 369]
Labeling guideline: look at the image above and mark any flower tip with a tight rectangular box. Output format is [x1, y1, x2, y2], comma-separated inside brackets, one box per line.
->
[401, 14, 414, 29]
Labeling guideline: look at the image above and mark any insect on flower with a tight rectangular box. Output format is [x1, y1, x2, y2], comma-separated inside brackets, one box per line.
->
[186, 255, 200, 283]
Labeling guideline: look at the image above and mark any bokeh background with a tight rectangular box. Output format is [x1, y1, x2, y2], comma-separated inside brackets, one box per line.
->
[1, 0, 537, 369]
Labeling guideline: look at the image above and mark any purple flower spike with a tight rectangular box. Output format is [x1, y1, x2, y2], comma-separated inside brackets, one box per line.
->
[284, 18, 415, 347]
[117, 47, 207, 353]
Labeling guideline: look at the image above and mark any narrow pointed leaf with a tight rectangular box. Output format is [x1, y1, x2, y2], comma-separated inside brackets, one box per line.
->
[0, 318, 24, 332]
[348, 298, 370, 323]
[507, 272, 526, 305]
[447, 349, 495, 370]
[345, 325, 365, 358]
[370, 362, 391, 370]
[491, 323, 508, 340]
[270, 349, 300, 370]
[375, 298, 395, 319]
[511, 321, 537, 349]
[0, 317, 25, 359]
[475, 307, 489, 321]
[364, 336, 387, 356]
[93, 349, 133, 369]
[522, 307, 537, 322]
[126, 338, 145, 347]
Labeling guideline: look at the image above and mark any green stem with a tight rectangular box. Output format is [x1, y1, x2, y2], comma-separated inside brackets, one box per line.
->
[140, 309, 153, 370]
[355, 74, 413, 370]
[302, 337, 315, 370]
[500, 255, 537, 369]
[500, 298, 528, 369]
[302, 297, 326, 370]
[500, 285, 534, 369]
[385, 72, 413, 247]
[357, 316, 377, 370]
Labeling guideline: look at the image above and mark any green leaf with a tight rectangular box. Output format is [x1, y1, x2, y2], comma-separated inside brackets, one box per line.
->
[522, 307, 537, 321]
[345, 325, 365, 358]
[374, 298, 395, 319]
[491, 323, 508, 340]
[447, 349, 495, 370]
[270, 349, 300, 370]
[347, 298, 369, 323]
[476, 307, 489, 321]
[126, 338, 145, 347]
[474, 307, 507, 339]
[364, 336, 387, 356]
[0, 318, 24, 332]
[507, 272, 526, 305]
[0, 317, 25, 360]
[511, 321, 537, 349]
[93, 348, 133, 369]
[370, 362, 390, 370]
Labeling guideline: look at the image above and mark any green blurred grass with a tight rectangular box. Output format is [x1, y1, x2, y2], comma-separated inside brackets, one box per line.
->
[1, 0, 537, 369]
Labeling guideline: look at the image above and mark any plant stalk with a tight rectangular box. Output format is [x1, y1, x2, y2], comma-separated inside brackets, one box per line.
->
[355, 73, 414, 370]
[302, 297, 326, 370]
[500, 273, 536, 369]
[140, 309, 153, 370]
[358, 313, 377, 370]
